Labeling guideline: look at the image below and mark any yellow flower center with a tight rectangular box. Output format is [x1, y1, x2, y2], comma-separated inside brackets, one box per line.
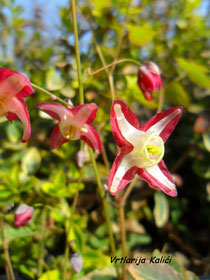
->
[133, 134, 164, 168]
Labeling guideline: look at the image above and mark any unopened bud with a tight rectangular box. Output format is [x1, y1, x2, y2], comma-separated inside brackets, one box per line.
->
[76, 150, 87, 167]
[87, 67, 91, 76]
[70, 253, 84, 274]
[14, 204, 34, 227]
[137, 61, 162, 101]
[50, 94, 57, 100]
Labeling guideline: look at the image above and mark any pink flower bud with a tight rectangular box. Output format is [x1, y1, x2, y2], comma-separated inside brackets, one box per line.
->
[50, 94, 57, 100]
[70, 253, 84, 274]
[14, 204, 34, 227]
[137, 62, 162, 101]
[76, 150, 87, 167]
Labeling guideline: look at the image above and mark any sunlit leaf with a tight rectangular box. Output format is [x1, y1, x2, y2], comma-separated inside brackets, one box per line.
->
[128, 263, 184, 280]
[126, 24, 156, 46]
[46, 68, 65, 91]
[203, 131, 210, 152]
[166, 82, 190, 108]
[154, 191, 169, 228]
[38, 269, 61, 280]
[21, 148, 41, 176]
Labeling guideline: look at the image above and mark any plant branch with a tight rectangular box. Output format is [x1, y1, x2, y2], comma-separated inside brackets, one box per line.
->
[119, 199, 126, 280]
[37, 209, 47, 277]
[71, 0, 84, 105]
[31, 83, 71, 107]
[83, 59, 140, 83]
[0, 213, 15, 280]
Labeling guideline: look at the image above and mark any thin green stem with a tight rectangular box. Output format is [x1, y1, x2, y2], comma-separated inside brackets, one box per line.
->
[89, 148, 120, 279]
[31, 83, 70, 107]
[38, 209, 47, 277]
[63, 169, 82, 280]
[121, 175, 138, 204]
[119, 200, 126, 280]
[0, 214, 15, 280]
[83, 59, 141, 83]
[71, 0, 84, 105]
[156, 89, 165, 114]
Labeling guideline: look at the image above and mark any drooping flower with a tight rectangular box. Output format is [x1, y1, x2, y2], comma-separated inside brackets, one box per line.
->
[0, 68, 34, 142]
[108, 100, 182, 197]
[37, 102, 102, 153]
[14, 204, 34, 227]
[137, 62, 162, 101]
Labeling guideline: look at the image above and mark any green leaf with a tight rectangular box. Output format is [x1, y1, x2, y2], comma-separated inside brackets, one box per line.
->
[0, 226, 35, 246]
[46, 68, 65, 91]
[90, 0, 110, 10]
[38, 269, 61, 280]
[126, 24, 156, 46]
[203, 131, 210, 152]
[68, 220, 86, 253]
[6, 122, 21, 143]
[176, 58, 209, 73]
[188, 71, 210, 88]
[83, 249, 110, 271]
[166, 83, 190, 108]
[128, 263, 184, 280]
[21, 148, 41, 176]
[176, 58, 210, 88]
[154, 191, 169, 228]
[53, 170, 66, 185]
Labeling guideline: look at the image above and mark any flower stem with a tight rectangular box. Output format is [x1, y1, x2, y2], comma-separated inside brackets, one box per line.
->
[72, 2, 119, 278]
[89, 148, 120, 279]
[119, 199, 126, 280]
[0, 213, 15, 280]
[38, 209, 47, 277]
[83, 59, 141, 83]
[71, 0, 84, 105]
[121, 175, 138, 204]
[63, 172, 81, 280]
[156, 89, 165, 114]
[31, 83, 70, 107]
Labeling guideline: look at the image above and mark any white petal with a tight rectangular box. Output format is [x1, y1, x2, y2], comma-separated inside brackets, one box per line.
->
[147, 109, 181, 136]
[110, 153, 135, 194]
[145, 165, 175, 190]
[114, 104, 145, 146]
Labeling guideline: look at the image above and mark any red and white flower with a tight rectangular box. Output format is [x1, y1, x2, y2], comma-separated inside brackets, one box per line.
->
[0, 68, 34, 142]
[137, 62, 162, 101]
[14, 204, 34, 227]
[37, 102, 102, 153]
[108, 100, 182, 197]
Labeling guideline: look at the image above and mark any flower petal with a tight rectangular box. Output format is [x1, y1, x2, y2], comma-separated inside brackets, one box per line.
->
[141, 107, 183, 142]
[138, 160, 177, 196]
[37, 103, 72, 121]
[111, 100, 142, 148]
[6, 112, 18, 122]
[108, 147, 138, 195]
[6, 97, 31, 142]
[0, 69, 34, 99]
[80, 124, 102, 154]
[71, 103, 97, 124]
[50, 124, 69, 149]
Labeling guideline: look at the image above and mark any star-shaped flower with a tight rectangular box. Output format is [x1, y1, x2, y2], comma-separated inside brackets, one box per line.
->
[0, 68, 34, 142]
[108, 100, 182, 196]
[37, 102, 102, 153]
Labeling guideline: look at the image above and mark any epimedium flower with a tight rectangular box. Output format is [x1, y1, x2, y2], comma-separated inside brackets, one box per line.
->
[108, 100, 183, 197]
[137, 62, 162, 101]
[14, 204, 34, 227]
[0, 68, 34, 142]
[37, 102, 102, 153]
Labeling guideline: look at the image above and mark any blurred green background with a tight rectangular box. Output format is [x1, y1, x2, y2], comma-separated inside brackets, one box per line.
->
[0, 0, 209, 279]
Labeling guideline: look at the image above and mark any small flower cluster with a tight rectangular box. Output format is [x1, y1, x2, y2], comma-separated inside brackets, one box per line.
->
[0, 66, 182, 228]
